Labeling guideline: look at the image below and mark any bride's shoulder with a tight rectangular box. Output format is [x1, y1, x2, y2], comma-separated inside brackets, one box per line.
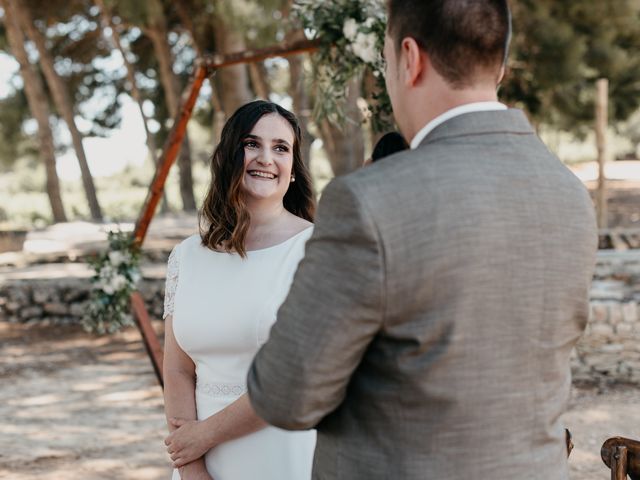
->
[171, 234, 202, 256]
[285, 214, 314, 237]
[176, 234, 200, 248]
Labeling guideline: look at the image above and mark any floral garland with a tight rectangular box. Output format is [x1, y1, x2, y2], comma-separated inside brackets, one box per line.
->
[82, 230, 141, 334]
[293, 0, 393, 132]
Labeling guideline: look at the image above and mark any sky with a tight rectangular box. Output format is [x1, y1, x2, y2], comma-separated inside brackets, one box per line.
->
[0, 51, 153, 181]
[55, 97, 149, 180]
[0, 47, 290, 182]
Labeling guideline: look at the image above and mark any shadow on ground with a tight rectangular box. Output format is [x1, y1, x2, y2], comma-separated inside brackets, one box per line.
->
[0, 321, 638, 479]
[0, 322, 169, 480]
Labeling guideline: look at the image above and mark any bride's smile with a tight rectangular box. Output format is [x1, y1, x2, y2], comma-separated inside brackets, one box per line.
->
[241, 113, 295, 202]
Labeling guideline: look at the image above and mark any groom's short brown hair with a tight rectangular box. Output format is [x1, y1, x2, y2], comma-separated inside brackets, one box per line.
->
[387, 0, 511, 88]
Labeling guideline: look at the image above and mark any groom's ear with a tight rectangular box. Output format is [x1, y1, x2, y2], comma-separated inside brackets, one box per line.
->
[401, 37, 425, 87]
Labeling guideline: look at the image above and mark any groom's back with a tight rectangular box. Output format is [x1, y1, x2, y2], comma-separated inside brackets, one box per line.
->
[315, 109, 597, 479]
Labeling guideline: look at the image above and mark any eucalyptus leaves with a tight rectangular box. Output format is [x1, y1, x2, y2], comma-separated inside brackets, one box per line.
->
[83, 230, 141, 334]
[293, 0, 392, 132]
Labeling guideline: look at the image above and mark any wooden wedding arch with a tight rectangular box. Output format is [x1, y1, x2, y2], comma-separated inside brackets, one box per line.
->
[129, 38, 320, 388]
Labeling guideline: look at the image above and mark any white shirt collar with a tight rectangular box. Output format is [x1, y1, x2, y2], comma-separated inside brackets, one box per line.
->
[410, 101, 508, 149]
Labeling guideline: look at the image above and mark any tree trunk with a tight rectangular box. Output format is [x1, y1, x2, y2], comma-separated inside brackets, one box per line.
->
[595, 78, 609, 229]
[284, 14, 315, 167]
[95, 0, 169, 212]
[210, 86, 226, 151]
[288, 53, 314, 167]
[318, 77, 365, 176]
[13, 0, 102, 220]
[1, 0, 67, 223]
[212, 16, 253, 115]
[248, 62, 270, 100]
[145, 0, 196, 211]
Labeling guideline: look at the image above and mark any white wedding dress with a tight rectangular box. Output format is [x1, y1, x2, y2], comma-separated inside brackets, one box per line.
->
[164, 229, 316, 480]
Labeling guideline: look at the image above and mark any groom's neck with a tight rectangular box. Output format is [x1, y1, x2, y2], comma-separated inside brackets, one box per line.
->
[404, 79, 500, 143]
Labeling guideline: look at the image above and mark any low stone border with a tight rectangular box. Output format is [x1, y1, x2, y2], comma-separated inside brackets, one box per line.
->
[0, 277, 166, 326]
[572, 250, 640, 383]
[1, 250, 640, 384]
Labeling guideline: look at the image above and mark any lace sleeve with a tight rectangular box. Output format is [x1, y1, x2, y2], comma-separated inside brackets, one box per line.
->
[163, 245, 180, 319]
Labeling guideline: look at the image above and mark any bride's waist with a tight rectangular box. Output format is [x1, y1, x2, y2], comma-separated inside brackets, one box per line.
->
[195, 380, 246, 418]
[196, 378, 247, 402]
[195, 379, 247, 399]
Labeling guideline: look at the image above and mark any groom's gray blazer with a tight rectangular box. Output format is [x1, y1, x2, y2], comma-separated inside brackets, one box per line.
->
[247, 109, 598, 479]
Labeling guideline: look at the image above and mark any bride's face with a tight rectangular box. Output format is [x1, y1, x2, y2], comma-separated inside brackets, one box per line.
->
[241, 113, 295, 204]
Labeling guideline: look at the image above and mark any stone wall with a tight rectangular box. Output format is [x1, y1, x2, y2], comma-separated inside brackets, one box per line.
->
[1, 251, 640, 384]
[0, 277, 166, 326]
[573, 251, 640, 384]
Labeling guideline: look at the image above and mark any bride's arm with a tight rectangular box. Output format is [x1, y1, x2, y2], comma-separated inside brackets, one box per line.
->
[163, 315, 211, 479]
[165, 391, 268, 468]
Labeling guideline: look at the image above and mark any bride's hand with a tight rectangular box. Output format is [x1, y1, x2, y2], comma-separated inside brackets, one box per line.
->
[166, 418, 213, 468]
[178, 460, 214, 480]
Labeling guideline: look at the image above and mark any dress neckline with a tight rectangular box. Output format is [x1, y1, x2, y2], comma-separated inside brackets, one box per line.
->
[246, 226, 313, 254]
[207, 226, 313, 255]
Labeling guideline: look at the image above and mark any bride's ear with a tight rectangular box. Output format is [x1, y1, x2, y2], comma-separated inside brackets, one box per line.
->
[401, 37, 424, 87]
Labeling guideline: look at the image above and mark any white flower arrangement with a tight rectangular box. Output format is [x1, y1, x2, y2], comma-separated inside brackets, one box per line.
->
[293, 0, 392, 132]
[83, 231, 141, 334]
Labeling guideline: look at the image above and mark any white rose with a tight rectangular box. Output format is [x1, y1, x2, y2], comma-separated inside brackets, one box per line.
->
[110, 274, 128, 291]
[101, 281, 115, 295]
[130, 270, 142, 285]
[100, 264, 114, 280]
[108, 251, 125, 267]
[352, 32, 379, 64]
[364, 17, 376, 29]
[343, 18, 358, 41]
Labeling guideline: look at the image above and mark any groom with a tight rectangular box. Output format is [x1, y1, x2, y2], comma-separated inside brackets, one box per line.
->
[248, 0, 598, 478]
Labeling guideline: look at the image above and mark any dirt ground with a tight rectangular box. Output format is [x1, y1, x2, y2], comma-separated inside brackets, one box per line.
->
[1, 322, 638, 480]
[0, 322, 169, 480]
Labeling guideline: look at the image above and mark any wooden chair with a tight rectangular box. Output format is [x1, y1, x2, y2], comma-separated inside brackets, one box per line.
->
[601, 437, 640, 480]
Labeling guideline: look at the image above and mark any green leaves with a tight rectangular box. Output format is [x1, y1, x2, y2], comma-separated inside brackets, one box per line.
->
[502, 0, 640, 133]
[293, 0, 392, 132]
[83, 230, 141, 334]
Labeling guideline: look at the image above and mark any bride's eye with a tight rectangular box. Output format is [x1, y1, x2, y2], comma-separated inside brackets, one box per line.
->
[244, 140, 259, 149]
[274, 144, 289, 153]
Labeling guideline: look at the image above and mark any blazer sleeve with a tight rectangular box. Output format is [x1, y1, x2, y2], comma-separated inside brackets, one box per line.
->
[247, 176, 385, 430]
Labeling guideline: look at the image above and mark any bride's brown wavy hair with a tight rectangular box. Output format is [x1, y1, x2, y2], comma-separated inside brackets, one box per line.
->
[199, 100, 315, 257]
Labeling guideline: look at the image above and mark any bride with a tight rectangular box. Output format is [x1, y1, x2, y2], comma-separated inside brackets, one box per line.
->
[162, 100, 316, 479]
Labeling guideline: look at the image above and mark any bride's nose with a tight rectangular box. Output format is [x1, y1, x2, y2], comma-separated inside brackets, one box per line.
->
[256, 150, 273, 166]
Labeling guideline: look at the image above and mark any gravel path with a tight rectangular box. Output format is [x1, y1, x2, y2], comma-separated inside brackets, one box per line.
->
[0, 323, 169, 480]
[1, 322, 638, 479]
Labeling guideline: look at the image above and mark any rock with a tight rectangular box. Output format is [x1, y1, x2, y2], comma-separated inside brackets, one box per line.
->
[43, 302, 70, 316]
[5, 301, 21, 313]
[33, 289, 49, 304]
[590, 323, 615, 337]
[608, 304, 623, 325]
[9, 287, 30, 304]
[590, 280, 626, 301]
[69, 302, 88, 317]
[615, 322, 634, 335]
[590, 302, 609, 323]
[622, 301, 638, 323]
[138, 283, 156, 302]
[20, 306, 43, 319]
[600, 343, 624, 354]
